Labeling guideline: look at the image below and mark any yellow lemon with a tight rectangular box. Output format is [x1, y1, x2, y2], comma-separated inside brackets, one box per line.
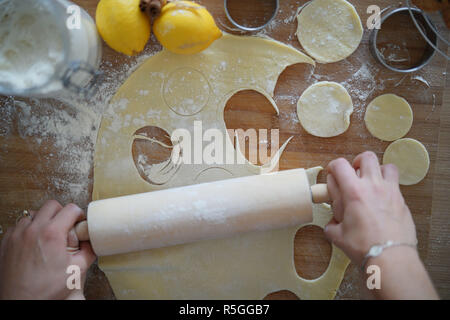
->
[96, 0, 151, 56]
[153, 1, 222, 55]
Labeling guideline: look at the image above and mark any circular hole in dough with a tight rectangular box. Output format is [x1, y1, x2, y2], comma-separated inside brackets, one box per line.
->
[296, 0, 363, 63]
[297, 81, 353, 138]
[294, 225, 332, 280]
[263, 290, 300, 300]
[131, 126, 178, 185]
[224, 89, 279, 166]
[364, 94, 413, 142]
[383, 138, 430, 186]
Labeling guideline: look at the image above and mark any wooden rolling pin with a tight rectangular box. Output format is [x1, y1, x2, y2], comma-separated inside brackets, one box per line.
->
[75, 168, 329, 256]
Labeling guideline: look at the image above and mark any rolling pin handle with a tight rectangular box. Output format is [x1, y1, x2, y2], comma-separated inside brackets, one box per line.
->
[74, 221, 90, 241]
[311, 184, 330, 203]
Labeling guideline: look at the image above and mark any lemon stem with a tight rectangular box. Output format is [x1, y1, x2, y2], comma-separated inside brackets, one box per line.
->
[140, 0, 165, 21]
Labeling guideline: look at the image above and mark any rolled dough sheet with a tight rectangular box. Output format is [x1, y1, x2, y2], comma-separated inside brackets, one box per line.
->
[296, 0, 363, 63]
[93, 33, 350, 299]
[364, 94, 413, 142]
[297, 81, 353, 138]
[383, 138, 430, 186]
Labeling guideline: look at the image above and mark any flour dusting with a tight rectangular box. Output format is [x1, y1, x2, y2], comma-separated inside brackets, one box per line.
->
[0, 43, 162, 211]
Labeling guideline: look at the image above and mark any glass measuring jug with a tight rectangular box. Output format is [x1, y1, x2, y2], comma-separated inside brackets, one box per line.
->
[0, 0, 102, 98]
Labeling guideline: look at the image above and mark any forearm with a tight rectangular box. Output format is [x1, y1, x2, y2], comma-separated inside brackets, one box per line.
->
[363, 247, 438, 300]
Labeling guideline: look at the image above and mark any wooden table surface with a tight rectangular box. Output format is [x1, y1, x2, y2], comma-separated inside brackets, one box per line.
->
[0, 0, 449, 299]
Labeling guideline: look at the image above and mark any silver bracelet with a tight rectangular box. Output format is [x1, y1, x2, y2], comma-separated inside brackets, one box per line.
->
[360, 240, 418, 272]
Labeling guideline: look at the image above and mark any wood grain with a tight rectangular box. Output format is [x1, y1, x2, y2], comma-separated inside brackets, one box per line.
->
[425, 46, 450, 297]
[0, 0, 449, 299]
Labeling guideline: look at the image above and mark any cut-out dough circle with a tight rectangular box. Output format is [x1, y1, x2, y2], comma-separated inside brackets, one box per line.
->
[296, 0, 363, 63]
[297, 81, 353, 138]
[163, 67, 211, 116]
[365, 94, 413, 142]
[383, 138, 430, 185]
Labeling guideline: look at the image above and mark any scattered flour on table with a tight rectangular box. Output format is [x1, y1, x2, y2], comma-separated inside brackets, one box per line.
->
[340, 62, 384, 122]
[0, 45, 161, 210]
[0, 95, 102, 207]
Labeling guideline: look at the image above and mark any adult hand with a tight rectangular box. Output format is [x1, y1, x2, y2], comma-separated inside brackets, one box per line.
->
[324, 151, 417, 266]
[324, 152, 437, 299]
[0, 201, 96, 300]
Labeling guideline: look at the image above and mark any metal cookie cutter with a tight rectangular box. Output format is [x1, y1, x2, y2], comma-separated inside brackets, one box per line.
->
[405, 0, 450, 61]
[370, 1, 449, 73]
[224, 0, 279, 32]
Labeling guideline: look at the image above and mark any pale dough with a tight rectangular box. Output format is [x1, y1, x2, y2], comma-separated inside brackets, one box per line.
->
[296, 0, 363, 63]
[364, 94, 413, 142]
[383, 138, 430, 186]
[93, 33, 350, 299]
[297, 81, 353, 138]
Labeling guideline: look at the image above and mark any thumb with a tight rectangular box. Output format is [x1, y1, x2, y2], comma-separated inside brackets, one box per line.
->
[324, 218, 343, 246]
